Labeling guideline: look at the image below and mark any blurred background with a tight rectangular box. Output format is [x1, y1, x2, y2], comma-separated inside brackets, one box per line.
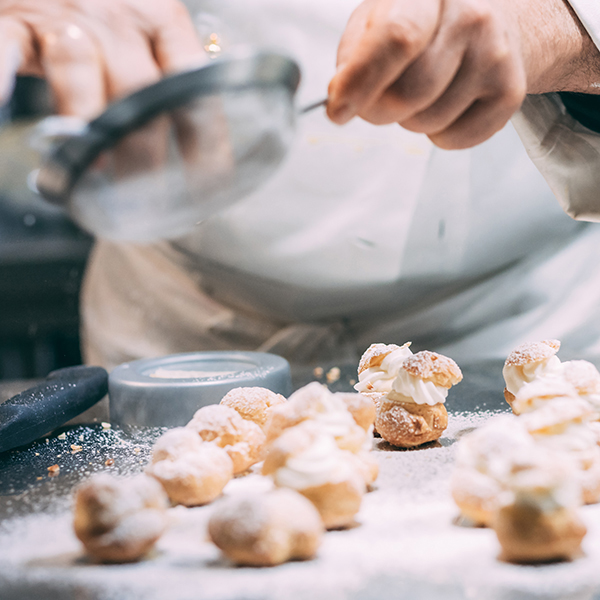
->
[0, 76, 92, 380]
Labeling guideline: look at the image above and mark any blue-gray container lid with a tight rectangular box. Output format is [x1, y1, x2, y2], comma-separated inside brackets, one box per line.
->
[109, 351, 292, 427]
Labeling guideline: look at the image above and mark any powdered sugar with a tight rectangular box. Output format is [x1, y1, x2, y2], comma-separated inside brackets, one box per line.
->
[3, 409, 600, 599]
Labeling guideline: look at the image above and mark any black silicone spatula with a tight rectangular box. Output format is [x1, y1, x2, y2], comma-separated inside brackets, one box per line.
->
[0, 365, 108, 454]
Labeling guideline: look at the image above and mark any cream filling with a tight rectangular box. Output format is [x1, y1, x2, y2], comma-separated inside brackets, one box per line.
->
[390, 370, 448, 406]
[503, 355, 562, 396]
[272, 434, 354, 490]
[354, 344, 413, 394]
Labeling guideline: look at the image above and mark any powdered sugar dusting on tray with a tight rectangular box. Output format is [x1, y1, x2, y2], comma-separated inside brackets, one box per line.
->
[2, 410, 600, 600]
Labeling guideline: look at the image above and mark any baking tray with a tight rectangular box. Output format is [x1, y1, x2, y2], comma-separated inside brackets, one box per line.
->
[3, 360, 599, 600]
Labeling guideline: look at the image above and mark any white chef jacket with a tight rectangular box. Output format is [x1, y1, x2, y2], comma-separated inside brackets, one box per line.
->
[81, 0, 600, 370]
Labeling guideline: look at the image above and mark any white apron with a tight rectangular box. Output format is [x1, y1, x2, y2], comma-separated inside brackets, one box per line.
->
[81, 0, 600, 370]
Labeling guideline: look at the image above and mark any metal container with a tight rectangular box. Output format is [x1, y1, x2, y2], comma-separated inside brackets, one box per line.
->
[108, 350, 292, 427]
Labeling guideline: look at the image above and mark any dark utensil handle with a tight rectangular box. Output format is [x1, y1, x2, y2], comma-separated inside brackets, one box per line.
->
[0, 365, 108, 454]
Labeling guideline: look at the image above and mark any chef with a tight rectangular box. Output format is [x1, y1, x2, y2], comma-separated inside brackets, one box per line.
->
[2, 0, 600, 371]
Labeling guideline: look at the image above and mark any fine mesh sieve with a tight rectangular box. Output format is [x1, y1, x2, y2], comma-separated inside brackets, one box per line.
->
[35, 49, 321, 242]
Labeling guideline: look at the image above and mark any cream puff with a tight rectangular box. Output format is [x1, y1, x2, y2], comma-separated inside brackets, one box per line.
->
[355, 342, 413, 404]
[262, 421, 366, 529]
[208, 488, 324, 566]
[146, 427, 233, 506]
[511, 376, 579, 416]
[451, 415, 536, 526]
[520, 398, 600, 504]
[220, 386, 286, 431]
[186, 404, 266, 474]
[375, 350, 462, 448]
[502, 339, 562, 411]
[266, 382, 366, 453]
[73, 473, 169, 563]
[333, 392, 377, 432]
[492, 449, 586, 564]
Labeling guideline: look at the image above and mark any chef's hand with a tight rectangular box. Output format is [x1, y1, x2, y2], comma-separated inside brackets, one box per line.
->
[0, 0, 205, 119]
[327, 0, 600, 149]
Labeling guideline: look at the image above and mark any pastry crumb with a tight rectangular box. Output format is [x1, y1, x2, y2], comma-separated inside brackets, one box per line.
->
[101, 422, 111, 430]
[57, 433, 66, 440]
[71, 445, 83, 454]
[313, 367, 324, 378]
[326, 367, 341, 383]
[105, 458, 114, 466]
[47, 464, 60, 476]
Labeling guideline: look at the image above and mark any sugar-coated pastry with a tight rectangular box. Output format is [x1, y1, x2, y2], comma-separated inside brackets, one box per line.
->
[502, 339, 562, 410]
[266, 382, 366, 453]
[262, 421, 366, 529]
[375, 350, 462, 448]
[186, 404, 266, 474]
[521, 398, 600, 504]
[492, 449, 586, 564]
[562, 360, 600, 422]
[220, 386, 286, 430]
[208, 489, 324, 566]
[511, 377, 579, 415]
[146, 427, 233, 506]
[333, 392, 377, 432]
[451, 415, 536, 526]
[355, 342, 413, 396]
[73, 473, 169, 563]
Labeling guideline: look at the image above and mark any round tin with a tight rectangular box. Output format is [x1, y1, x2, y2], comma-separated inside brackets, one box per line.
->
[109, 351, 292, 427]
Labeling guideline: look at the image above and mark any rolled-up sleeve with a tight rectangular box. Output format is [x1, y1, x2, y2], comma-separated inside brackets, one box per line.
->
[511, 0, 600, 222]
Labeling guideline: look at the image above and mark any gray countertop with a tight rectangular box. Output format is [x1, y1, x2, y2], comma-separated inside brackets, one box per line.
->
[6, 360, 592, 600]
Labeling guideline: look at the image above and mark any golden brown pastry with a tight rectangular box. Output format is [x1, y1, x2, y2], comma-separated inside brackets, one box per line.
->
[266, 382, 366, 453]
[146, 427, 234, 506]
[520, 398, 600, 505]
[333, 392, 376, 432]
[220, 386, 286, 430]
[208, 488, 324, 566]
[186, 404, 266, 474]
[491, 450, 586, 564]
[73, 473, 168, 563]
[502, 339, 561, 411]
[262, 421, 366, 529]
[450, 415, 536, 526]
[375, 350, 462, 448]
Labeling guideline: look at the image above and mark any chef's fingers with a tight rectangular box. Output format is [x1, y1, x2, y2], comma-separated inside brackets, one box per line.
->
[356, 21, 468, 125]
[327, 0, 441, 125]
[428, 94, 520, 149]
[98, 28, 162, 100]
[0, 18, 32, 104]
[151, 0, 206, 73]
[399, 30, 526, 144]
[36, 23, 106, 118]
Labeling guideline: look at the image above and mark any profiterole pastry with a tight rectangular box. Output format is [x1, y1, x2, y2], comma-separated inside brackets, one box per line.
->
[146, 427, 234, 506]
[451, 415, 536, 526]
[266, 382, 367, 453]
[333, 392, 377, 432]
[220, 386, 286, 431]
[208, 489, 324, 566]
[511, 376, 579, 415]
[520, 397, 600, 504]
[492, 448, 586, 564]
[375, 350, 462, 448]
[355, 342, 413, 406]
[262, 421, 366, 529]
[186, 404, 266, 474]
[73, 473, 169, 563]
[502, 339, 562, 411]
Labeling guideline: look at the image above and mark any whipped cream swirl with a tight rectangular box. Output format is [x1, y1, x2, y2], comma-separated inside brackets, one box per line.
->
[354, 344, 412, 394]
[273, 432, 355, 490]
[389, 369, 448, 406]
[503, 355, 562, 396]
